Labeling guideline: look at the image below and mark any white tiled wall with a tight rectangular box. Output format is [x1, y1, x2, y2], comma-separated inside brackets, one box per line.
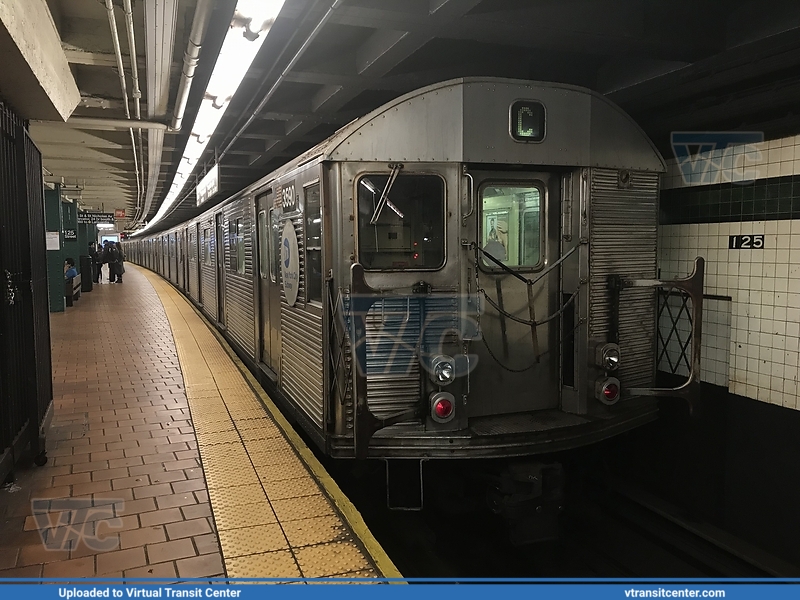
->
[658, 220, 799, 408]
[663, 134, 800, 190]
[658, 131, 800, 408]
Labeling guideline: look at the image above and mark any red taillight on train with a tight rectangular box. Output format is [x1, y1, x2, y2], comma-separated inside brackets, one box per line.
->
[603, 383, 619, 401]
[434, 398, 453, 419]
[430, 392, 455, 423]
[595, 377, 621, 405]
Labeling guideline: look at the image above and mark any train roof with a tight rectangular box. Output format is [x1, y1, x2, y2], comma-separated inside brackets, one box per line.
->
[267, 77, 666, 180]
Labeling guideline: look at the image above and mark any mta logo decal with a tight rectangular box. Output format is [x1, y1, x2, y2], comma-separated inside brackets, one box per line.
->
[671, 131, 764, 185]
[283, 237, 290, 268]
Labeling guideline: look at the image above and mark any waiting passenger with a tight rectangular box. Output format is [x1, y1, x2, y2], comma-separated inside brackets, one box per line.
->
[64, 258, 77, 280]
[105, 242, 124, 283]
[88, 243, 100, 284]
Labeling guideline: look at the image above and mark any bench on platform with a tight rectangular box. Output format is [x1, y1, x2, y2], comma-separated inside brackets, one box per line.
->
[65, 274, 81, 307]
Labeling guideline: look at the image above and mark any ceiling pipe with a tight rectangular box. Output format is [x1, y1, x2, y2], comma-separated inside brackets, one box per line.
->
[138, 0, 179, 229]
[122, 0, 145, 223]
[172, 0, 215, 132]
[104, 0, 142, 223]
[219, 0, 345, 163]
[49, 117, 170, 130]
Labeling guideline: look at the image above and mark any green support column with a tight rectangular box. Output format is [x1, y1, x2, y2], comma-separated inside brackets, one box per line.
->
[61, 199, 80, 271]
[44, 186, 64, 312]
[78, 220, 88, 257]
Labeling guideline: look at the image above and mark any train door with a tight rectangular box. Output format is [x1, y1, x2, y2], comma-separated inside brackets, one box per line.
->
[256, 191, 279, 374]
[196, 223, 203, 305]
[178, 230, 185, 289]
[184, 227, 190, 291]
[215, 213, 225, 326]
[162, 236, 167, 276]
[171, 233, 178, 284]
[464, 170, 560, 417]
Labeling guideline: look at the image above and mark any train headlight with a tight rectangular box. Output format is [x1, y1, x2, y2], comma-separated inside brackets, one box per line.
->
[430, 355, 456, 386]
[430, 392, 455, 423]
[596, 343, 621, 372]
[595, 377, 621, 405]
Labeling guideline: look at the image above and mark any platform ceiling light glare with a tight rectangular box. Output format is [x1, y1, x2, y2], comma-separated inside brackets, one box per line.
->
[134, 0, 285, 235]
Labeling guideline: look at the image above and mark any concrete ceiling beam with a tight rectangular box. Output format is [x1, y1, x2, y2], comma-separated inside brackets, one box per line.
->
[0, 0, 80, 120]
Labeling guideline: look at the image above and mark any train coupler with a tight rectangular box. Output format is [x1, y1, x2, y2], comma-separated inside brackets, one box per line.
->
[487, 461, 565, 545]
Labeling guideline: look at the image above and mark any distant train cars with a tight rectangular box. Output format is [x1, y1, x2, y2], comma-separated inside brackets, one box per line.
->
[126, 78, 704, 528]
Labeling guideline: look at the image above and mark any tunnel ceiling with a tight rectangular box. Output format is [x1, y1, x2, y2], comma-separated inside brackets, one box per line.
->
[29, 0, 800, 233]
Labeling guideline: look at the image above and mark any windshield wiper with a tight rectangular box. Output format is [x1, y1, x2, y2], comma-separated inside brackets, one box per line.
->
[369, 164, 404, 224]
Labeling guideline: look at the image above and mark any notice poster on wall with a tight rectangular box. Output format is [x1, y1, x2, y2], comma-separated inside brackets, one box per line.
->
[46, 232, 60, 250]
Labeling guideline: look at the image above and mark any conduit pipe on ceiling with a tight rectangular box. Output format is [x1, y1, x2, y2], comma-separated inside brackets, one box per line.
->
[219, 0, 345, 162]
[104, 0, 142, 221]
[122, 0, 145, 223]
[135, 0, 179, 229]
[172, 0, 215, 132]
[55, 117, 169, 130]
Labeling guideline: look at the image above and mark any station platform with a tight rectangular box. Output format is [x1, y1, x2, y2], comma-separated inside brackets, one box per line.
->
[0, 265, 399, 581]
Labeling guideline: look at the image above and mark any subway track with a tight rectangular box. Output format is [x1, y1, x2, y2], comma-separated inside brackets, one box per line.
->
[321, 457, 800, 579]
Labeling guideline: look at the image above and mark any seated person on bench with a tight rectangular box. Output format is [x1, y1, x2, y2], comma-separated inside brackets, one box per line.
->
[64, 258, 77, 280]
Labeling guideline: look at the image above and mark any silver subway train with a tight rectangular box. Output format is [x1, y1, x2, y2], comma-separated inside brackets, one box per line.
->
[126, 78, 703, 516]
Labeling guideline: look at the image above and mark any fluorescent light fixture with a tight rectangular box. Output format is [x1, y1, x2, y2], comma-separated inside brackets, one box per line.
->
[133, 0, 285, 236]
[97, 223, 115, 229]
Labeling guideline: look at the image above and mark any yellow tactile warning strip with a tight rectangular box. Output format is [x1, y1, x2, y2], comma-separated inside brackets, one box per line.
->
[138, 266, 402, 581]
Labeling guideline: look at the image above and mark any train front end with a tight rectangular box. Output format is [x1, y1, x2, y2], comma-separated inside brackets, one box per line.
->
[325, 79, 703, 469]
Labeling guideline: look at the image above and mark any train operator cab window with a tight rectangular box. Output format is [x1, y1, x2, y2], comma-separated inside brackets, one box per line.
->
[357, 173, 445, 270]
[304, 183, 322, 304]
[480, 184, 542, 270]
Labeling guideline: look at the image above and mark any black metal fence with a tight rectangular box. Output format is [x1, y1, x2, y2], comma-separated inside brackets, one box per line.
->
[0, 100, 53, 482]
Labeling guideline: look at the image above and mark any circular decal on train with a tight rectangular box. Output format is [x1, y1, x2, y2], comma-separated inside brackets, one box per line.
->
[281, 220, 300, 306]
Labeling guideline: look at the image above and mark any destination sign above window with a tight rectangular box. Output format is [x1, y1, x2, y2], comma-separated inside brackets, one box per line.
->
[510, 100, 545, 142]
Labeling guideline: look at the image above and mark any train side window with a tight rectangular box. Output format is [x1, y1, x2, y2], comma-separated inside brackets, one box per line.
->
[269, 209, 279, 284]
[305, 183, 322, 303]
[228, 221, 236, 272]
[203, 228, 211, 265]
[236, 219, 245, 274]
[257, 210, 269, 280]
[357, 173, 445, 270]
[228, 219, 245, 273]
[480, 184, 542, 269]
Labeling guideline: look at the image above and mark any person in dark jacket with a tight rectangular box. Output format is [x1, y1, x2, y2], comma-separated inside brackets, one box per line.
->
[104, 242, 123, 283]
[88, 243, 100, 283]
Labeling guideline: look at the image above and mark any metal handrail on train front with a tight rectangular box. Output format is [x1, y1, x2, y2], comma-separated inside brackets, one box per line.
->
[623, 257, 705, 413]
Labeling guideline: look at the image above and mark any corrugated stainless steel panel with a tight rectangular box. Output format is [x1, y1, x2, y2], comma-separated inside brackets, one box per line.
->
[589, 169, 658, 388]
[280, 215, 324, 429]
[365, 298, 421, 418]
[363, 295, 457, 420]
[222, 200, 256, 358]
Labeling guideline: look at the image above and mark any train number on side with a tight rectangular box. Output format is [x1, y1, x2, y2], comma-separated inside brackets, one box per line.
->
[280, 182, 298, 213]
[729, 234, 764, 249]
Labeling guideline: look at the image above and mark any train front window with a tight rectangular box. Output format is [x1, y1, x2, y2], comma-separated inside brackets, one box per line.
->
[480, 185, 542, 269]
[357, 173, 445, 270]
